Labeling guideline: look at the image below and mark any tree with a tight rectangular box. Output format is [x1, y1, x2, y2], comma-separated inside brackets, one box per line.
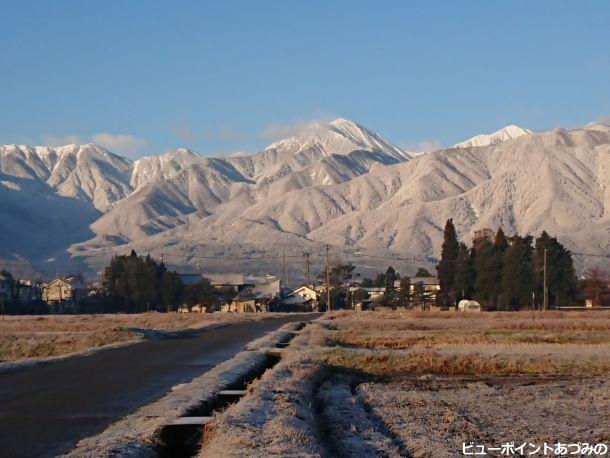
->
[184, 277, 221, 310]
[415, 267, 432, 277]
[352, 288, 369, 303]
[384, 266, 397, 295]
[161, 271, 184, 311]
[318, 264, 355, 288]
[533, 232, 579, 308]
[436, 219, 460, 305]
[581, 267, 609, 306]
[500, 235, 534, 310]
[454, 243, 475, 300]
[360, 278, 373, 287]
[102, 251, 184, 312]
[473, 237, 495, 308]
[372, 273, 386, 287]
[398, 276, 411, 307]
[473, 228, 506, 309]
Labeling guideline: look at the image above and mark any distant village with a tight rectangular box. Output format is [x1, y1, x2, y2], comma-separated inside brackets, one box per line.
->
[1, 221, 608, 316]
[0, 264, 444, 315]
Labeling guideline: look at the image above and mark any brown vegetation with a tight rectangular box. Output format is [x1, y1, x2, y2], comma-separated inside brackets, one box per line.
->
[0, 312, 267, 362]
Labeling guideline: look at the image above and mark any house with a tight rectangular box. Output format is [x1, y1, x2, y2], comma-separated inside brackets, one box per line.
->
[41, 278, 82, 306]
[281, 285, 321, 311]
[16, 279, 40, 303]
[207, 273, 249, 292]
[348, 286, 386, 301]
[222, 294, 264, 313]
[292, 285, 319, 302]
[408, 276, 441, 302]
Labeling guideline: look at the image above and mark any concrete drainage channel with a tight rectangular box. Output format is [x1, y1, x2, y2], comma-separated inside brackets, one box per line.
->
[66, 321, 307, 458]
[157, 351, 282, 457]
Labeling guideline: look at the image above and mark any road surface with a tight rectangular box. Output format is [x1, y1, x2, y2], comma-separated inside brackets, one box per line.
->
[0, 314, 317, 458]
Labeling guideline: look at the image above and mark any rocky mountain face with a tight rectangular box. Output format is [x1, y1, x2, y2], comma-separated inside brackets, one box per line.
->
[1, 120, 608, 277]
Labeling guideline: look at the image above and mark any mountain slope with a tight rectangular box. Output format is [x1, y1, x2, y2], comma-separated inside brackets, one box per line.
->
[455, 125, 532, 148]
[1, 120, 608, 276]
[82, 124, 607, 275]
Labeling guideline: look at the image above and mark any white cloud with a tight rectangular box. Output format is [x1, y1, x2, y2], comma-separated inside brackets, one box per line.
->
[402, 139, 443, 154]
[261, 112, 338, 141]
[91, 133, 145, 157]
[42, 134, 83, 147]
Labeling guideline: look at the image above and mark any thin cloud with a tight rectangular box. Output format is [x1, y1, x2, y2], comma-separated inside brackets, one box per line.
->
[91, 133, 145, 157]
[170, 124, 195, 143]
[597, 115, 610, 125]
[42, 134, 83, 147]
[261, 113, 338, 141]
[402, 139, 443, 154]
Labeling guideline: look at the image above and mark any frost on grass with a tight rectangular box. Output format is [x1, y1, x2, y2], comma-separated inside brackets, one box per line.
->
[201, 312, 610, 457]
[0, 312, 271, 364]
[358, 378, 610, 458]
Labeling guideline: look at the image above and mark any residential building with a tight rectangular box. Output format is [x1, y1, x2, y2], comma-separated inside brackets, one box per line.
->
[41, 278, 83, 306]
[408, 276, 441, 302]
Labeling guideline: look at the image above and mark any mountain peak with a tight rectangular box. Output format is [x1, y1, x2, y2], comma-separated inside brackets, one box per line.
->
[263, 118, 410, 161]
[454, 125, 532, 148]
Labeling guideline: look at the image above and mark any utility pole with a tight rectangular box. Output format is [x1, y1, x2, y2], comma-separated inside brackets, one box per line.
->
[326, 244, 331, 312]
[543, 248, 549, 312]
[303, 252, 311, 286]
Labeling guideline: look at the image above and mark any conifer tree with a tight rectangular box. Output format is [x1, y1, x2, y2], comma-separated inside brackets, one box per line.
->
[436, 218, 460, 305]
[454, 243, 475, 300]
[501, 235, 534, 310]
[533, 232, 579, 307]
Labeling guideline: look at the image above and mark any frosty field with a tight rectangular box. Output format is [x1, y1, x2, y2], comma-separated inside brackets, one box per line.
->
[0, 312, 270, 363]
[201, 311, 610, 457]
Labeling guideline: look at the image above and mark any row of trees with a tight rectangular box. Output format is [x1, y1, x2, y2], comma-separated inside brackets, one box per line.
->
[436, 219, 580, 309]
[102, 250, 233, 313]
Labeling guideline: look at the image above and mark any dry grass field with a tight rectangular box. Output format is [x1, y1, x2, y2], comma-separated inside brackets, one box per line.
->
[0, 312, 268, 363]
[202, 310, 610, 457]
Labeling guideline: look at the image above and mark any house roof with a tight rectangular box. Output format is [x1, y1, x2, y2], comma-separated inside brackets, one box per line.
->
[179, 273, 203, 285]
[348, 286, 386, 292]
[291, 285, 318, 295]
[208, 273, 246, 286]
[410, 276, 440, 285]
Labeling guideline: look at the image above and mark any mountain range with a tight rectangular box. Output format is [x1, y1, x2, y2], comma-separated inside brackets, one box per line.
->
[1, 119, 608, 279]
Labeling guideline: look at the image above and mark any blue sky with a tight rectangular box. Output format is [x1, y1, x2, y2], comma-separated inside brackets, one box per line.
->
[2, 1, 609, 158]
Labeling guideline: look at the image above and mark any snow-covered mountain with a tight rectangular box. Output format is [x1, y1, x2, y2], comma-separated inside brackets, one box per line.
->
[1, 120, 608, 277]
[454, 125, 532, 148]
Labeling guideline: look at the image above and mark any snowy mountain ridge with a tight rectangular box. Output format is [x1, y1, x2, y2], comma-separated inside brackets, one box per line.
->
[454, 125, 532, 148]
[1, 120, 608, 276]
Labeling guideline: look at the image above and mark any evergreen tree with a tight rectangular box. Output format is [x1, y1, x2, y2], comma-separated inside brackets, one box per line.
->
[533, 232, 579, 307]
[161, 271, 184, 311]
[454, 243, 475, 300]
[372, 272, 386, 287]
[384, 266, 397, 296]
[415, 267, 432, 277]
[436, 218, 459, 305]
[398, 276, 411, 307]
[501, 235, 534, 310]
[474, 237, 495, 307]
[360, 278, 373, 287]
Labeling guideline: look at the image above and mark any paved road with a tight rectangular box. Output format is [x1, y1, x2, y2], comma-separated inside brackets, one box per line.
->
[0, 314, 317, 458]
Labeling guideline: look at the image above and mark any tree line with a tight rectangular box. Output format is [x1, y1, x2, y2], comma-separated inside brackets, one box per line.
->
[436, 219, 580, 309]
[102, 250, 233, 313]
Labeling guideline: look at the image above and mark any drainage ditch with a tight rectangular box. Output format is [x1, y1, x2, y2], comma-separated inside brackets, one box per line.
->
[157, 324, 303, 458]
